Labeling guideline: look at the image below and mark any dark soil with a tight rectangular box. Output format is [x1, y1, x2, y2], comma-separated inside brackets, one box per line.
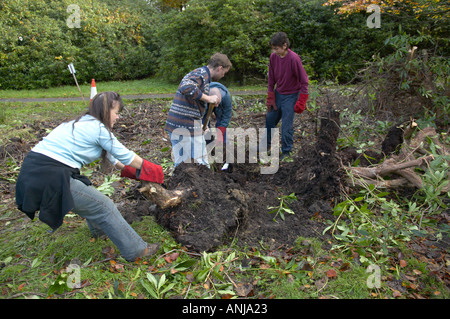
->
[122, 105, 343, 252]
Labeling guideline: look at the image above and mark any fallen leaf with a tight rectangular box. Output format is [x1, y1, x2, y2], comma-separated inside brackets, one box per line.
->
[164, 253, 180, 264]
[400, 260, 407, 268]
[169, 252, 180, 261]
[109, 261, 125, 273]
[115, 264, 124, 272]
[235, 282, 254, 297]
[102, 246, 116, 259]
[79, 279, 91, 288]
[339, 262, 350, 272]
[393, 290, 402, 298]
[301, 262, 313, 271]
[164, 252, 180, 263]
[413, 269, 422, 275]
[186, 272, 195, 283]
[326, 269, 337, 278]
[164, 256, 173, 263]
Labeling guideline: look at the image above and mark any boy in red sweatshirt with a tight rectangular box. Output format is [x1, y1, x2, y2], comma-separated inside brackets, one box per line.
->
[265, 32, 309, 159]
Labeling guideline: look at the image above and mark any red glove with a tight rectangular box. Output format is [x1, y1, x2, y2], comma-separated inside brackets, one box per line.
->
[216, 126, 226, 143]
[121, 160, 164, 184]
[137, 159, 164, 184]
[266, 91, 276, 111]
[294, 94, 309, 114]
[121, 165, 138, 180]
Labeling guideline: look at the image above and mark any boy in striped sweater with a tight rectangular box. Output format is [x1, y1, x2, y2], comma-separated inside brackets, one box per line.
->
[165, 53, 232, 168]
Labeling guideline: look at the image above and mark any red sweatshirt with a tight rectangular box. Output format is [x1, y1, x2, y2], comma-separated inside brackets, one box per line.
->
[268, 49, 309, 95]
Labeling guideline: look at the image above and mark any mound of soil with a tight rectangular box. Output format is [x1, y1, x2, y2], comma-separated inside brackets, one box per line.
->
[126, 106, 342, 252]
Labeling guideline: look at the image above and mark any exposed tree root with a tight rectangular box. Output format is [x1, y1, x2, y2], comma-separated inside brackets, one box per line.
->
[345, 122, 449, 193]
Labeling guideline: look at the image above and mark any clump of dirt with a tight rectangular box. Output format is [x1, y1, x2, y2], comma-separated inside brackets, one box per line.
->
[269, 107, 342, 205]
[128, 105, 343, 252]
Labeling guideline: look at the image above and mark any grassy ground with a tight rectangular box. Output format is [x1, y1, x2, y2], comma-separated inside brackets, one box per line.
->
[1, 90, 449, 301]
[0, 77, 266, 99]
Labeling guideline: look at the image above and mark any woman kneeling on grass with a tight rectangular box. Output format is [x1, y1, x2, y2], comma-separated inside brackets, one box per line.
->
[15, 91, 164, 262]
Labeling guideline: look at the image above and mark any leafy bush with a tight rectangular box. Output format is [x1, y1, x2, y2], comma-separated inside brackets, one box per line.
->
[0, 0, 158, 89]
[357, 31, 449, 122]
[259, 0, 395, 83]
[1, 0, 447, 89]
[155, 0, 271, 84]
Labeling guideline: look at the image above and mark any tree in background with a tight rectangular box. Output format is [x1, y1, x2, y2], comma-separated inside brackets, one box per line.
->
[152, 0, 189, 11]
[0, 0, 159, 89]
[323, 0, 449, 45]
[155, 0, 271, 85]
[323, 0, 449, 122]
[1, 0, 447, 90]
[260, 0, 392, 82]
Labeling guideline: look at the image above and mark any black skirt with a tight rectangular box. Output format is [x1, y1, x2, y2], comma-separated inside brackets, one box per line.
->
[15, 151, 91, 230]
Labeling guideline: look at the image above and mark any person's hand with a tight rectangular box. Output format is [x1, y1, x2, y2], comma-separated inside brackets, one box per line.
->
[137, 159, 164, 184]
[120, 165, 138, 180]
[266, 91, 276, 111]
[294, 94, 309, 114]
[208, 94, 220, 105]
[121, 160, 164, 184]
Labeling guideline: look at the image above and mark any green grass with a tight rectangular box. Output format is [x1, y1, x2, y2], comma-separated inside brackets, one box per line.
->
[0, 101, 87, 144]
[0, 77, 266, 99]
[0, 78, 177, 99]
[0, 214, 179, 299]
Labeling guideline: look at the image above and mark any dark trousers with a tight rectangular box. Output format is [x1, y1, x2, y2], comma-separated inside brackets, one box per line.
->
[265, 90, 299, 154]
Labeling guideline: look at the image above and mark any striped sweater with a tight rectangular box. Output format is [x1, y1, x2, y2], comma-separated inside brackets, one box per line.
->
[164, 66, 211, 136]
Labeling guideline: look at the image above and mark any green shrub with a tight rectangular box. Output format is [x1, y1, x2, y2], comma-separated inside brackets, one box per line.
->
[0, 0, 158, 89]
[155, 0, 271, 85]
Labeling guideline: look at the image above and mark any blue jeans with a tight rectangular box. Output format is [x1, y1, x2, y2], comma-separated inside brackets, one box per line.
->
[169, 131, 209, 168]
[69, 178, 147, 261]
[265, 90, 299, 154]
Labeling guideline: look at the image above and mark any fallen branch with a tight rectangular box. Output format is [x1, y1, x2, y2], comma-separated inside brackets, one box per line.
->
[350, 155, 433, 180]
[344, 124, 449, 192]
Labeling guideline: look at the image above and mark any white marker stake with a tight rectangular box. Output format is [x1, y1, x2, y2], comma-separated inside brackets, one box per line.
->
[68, 63, 85, 103]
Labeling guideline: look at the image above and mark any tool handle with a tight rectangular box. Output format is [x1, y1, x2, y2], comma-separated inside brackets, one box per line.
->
[202, 103, 215, 131]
